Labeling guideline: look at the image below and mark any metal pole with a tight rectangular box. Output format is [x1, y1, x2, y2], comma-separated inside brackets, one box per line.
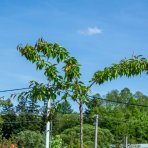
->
[45, 99, 51, 148]
[49, 121, 52, 148]
[125, 136, 128, 148]
[94, 115, 99, 148]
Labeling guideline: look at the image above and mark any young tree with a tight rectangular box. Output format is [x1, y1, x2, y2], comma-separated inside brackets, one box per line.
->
[17, 39, 86, 147]
[17, 39, 148, 148]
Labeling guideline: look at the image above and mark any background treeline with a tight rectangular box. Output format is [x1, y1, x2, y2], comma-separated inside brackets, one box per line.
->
[0, 88, 148, 148]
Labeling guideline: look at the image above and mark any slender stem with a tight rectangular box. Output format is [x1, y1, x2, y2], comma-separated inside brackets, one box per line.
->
[88, 80, 96, 89]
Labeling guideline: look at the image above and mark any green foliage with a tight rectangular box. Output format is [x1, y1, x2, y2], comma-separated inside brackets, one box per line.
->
[0, 99, 17, 139]
[16, 39, 148, 148]
[52, 113, 79, 135]
[61, 124, 114, 148]
[85, 88, 148, 146]
[16, 39, 84, 123]
[16, 97, 42, 132]
[92, 56, 148, 84]
[1, 113, 17, 139]
[57, 101, 73, 114]
[0, 116, 3, 123]
[51, 135, 62, 148]
[0, 98, 14, 114]
[15, 130, 44, 148]
[0, 97, 43, 139]
[0, 135, 12, 147]
[0, 88, 148, 147]
[17, 38, 81, 86]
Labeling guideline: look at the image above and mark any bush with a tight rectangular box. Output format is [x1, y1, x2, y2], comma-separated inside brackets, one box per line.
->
[15, 130, 44, 148]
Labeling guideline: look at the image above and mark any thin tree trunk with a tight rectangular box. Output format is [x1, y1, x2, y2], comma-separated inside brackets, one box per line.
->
[79, 100, 83, 148]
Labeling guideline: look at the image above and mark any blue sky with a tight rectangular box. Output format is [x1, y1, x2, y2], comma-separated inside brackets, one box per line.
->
[0, 0, 148, 110]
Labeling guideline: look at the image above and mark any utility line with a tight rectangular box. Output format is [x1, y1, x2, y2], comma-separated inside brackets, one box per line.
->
[0, 87, 30, 93]
[88, 95, 148, 108]
[0, 87, 148, 108]
[0, 120, 41, 124]
[0, 112, 43, 116]
[0, 84, 55, 93]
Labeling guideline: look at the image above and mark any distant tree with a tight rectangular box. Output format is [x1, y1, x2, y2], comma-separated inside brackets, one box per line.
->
[0, 99, 17, 139]
[61, 124, 114, 148]
[57, 101, 73, 114]
[105, 89, 119, 109]
[134, 91, 148, 114]
[52, 113, 79, 135]
[0, 135, 12, 148]
[15, 130, 44, 148]
[0, 99, 14, 114]
[16, 97, 27, 113]
[85, 88, 148, 145]
[16, 97, 42, 132]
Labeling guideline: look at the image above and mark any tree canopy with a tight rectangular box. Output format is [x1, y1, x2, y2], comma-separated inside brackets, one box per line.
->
[15, 39, 148, 148]
[92, 56, 148, 85]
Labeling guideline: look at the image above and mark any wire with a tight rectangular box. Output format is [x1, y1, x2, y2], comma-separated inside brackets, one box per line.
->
[0, 87, 30, 93]
[0, 112, 43, 116]
[88, 95, 148, 108]
[0, 120, 41, 124]
[0, 86, 148, 108]
[0, 84, 55, 93]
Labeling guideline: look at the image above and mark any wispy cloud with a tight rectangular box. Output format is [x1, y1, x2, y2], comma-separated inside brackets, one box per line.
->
[78, 27, 102, 36]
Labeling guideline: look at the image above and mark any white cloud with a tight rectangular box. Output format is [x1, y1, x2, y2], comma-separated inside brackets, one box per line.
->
[79, 27, 102, 35]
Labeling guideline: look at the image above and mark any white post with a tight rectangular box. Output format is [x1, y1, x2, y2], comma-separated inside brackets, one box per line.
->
[45, 99, 51, 148]
[94, 115, 99, 148]
[125, 136, 128, 148]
